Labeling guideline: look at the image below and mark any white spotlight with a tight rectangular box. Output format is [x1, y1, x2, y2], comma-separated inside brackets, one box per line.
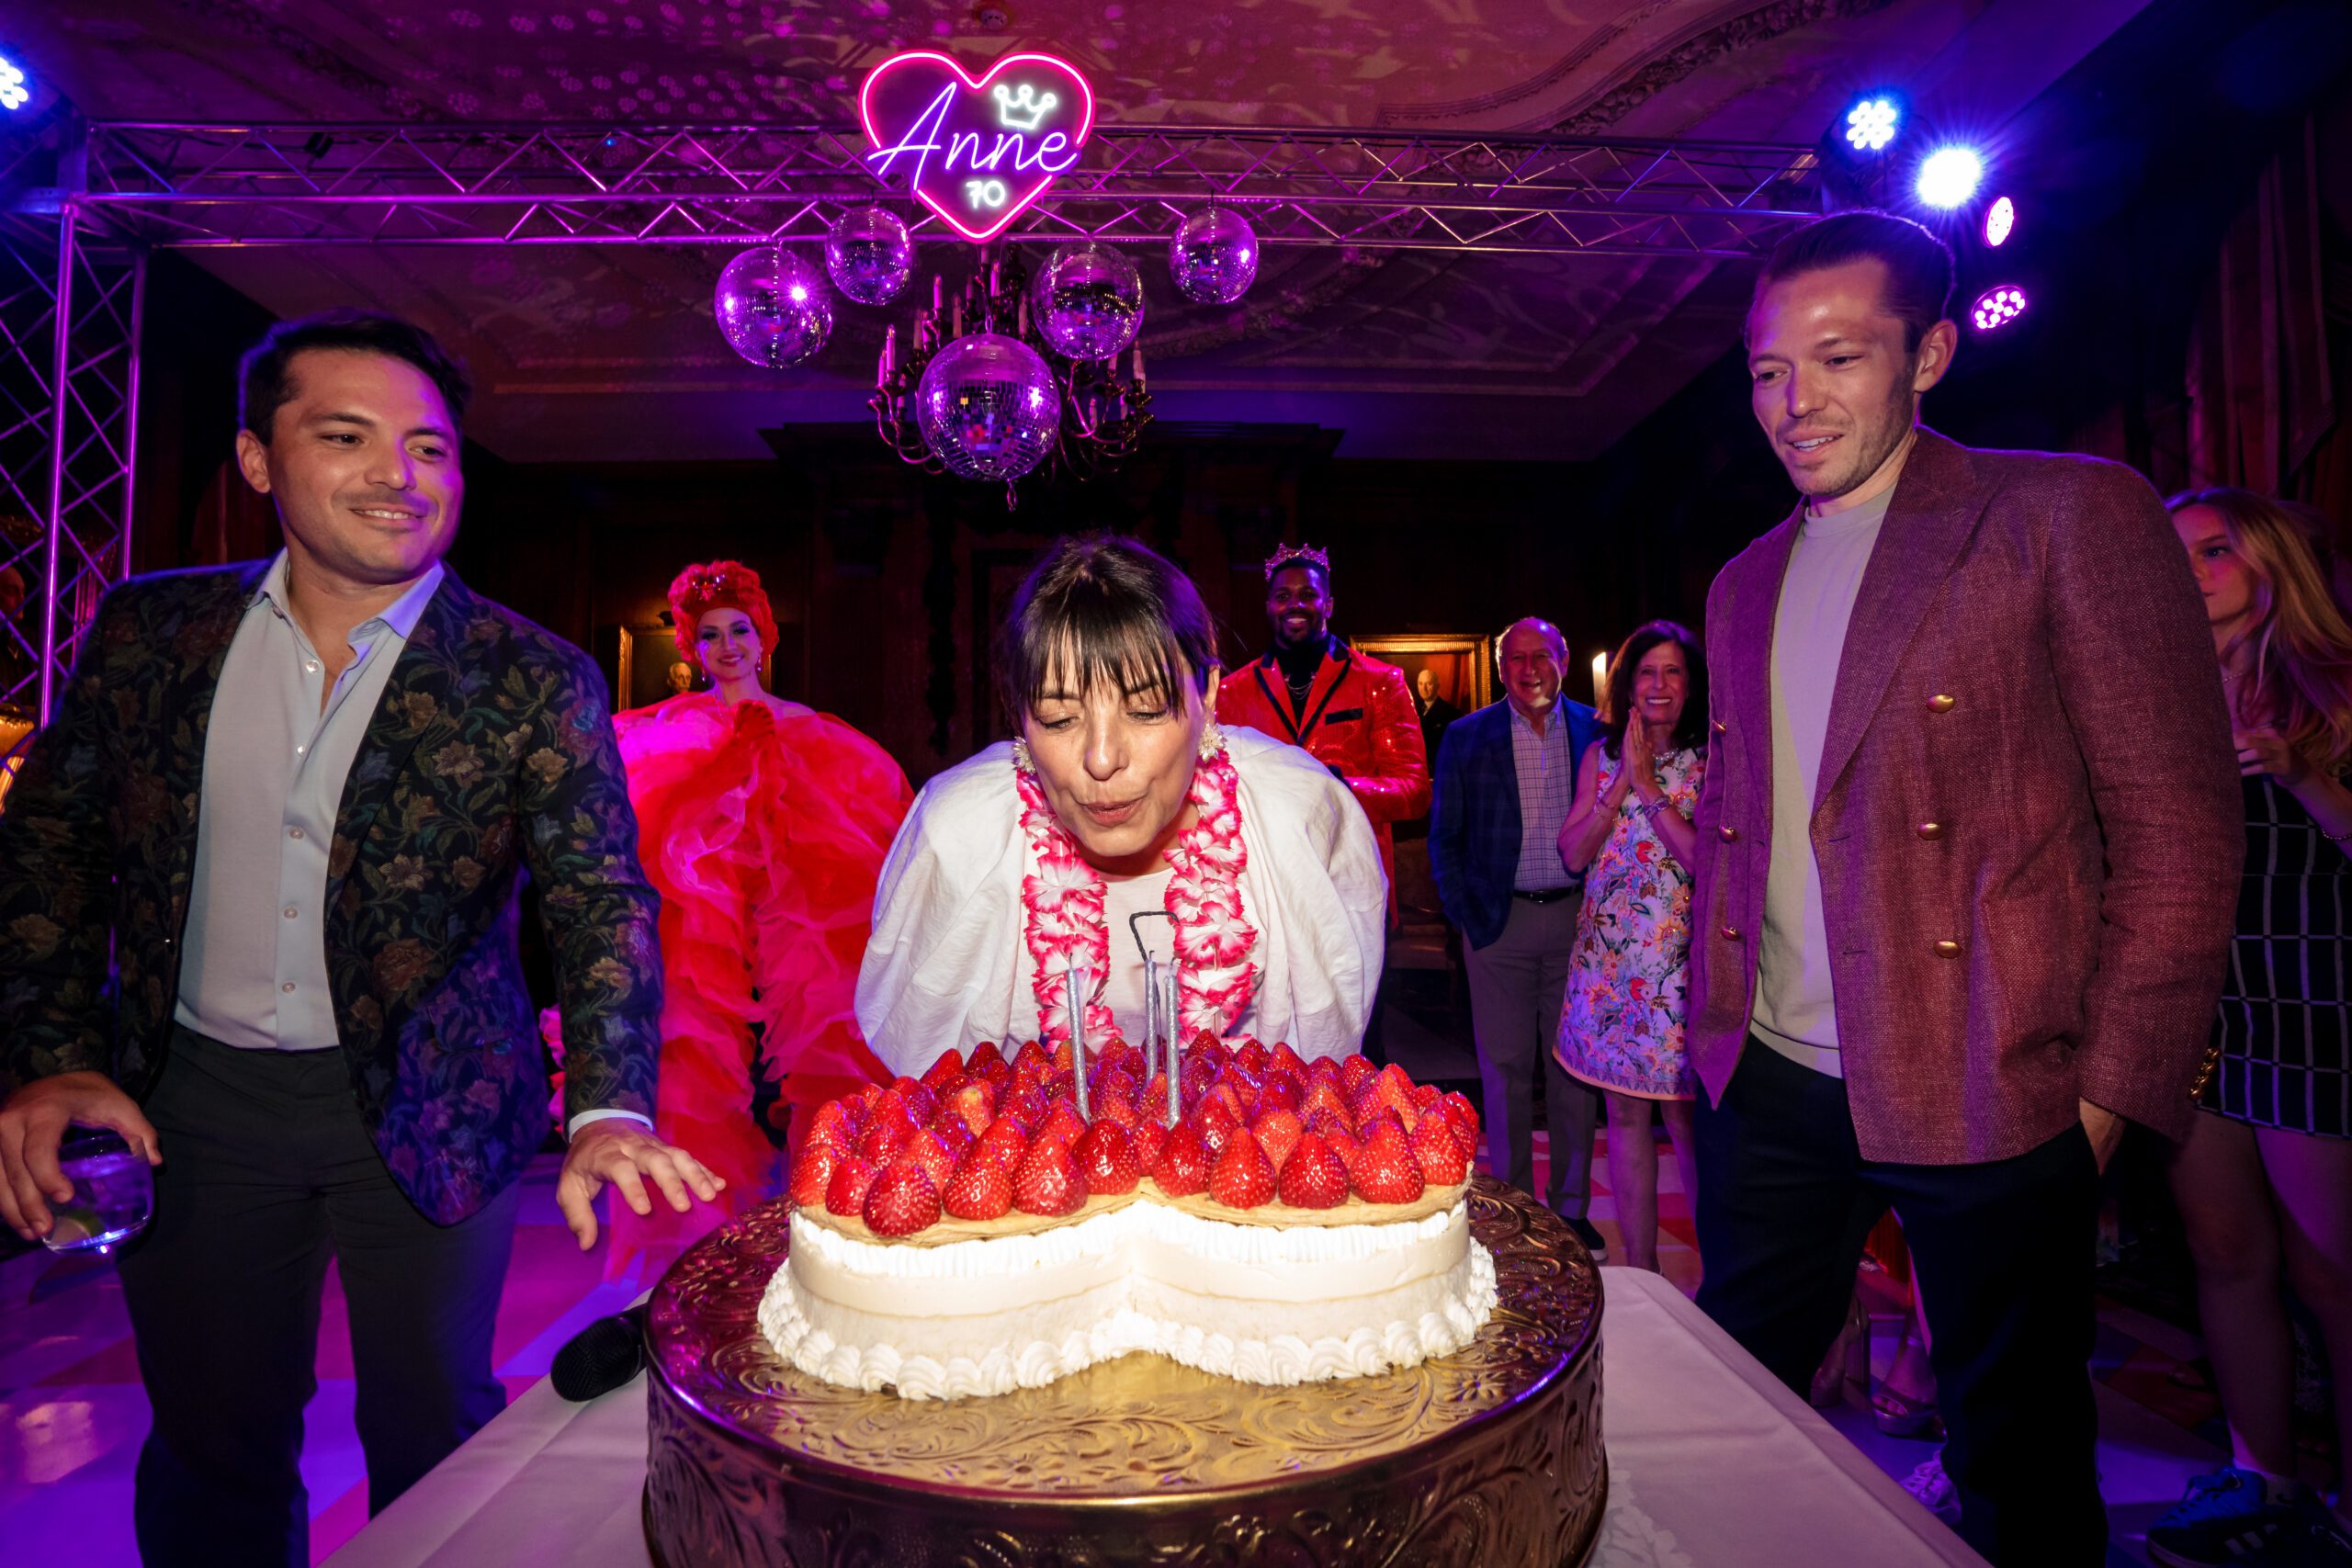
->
[1916, 147, 1984, 209]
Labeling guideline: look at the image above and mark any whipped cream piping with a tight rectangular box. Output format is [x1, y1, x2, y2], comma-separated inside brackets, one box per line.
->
[761, 1239, 1498, 1401]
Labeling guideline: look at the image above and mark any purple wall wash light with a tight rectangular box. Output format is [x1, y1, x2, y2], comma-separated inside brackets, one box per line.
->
[1971, 284, 2029, 331]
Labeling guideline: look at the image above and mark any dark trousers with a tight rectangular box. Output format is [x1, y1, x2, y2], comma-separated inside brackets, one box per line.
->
[118, 1027, 520, 1568]
[1692, 1043, 2104, 1567]
[1463, 893, 1598, 1219]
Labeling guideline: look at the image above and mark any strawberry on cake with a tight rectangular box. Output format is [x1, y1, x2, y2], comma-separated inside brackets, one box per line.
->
[759, 1036, 1498, 1400]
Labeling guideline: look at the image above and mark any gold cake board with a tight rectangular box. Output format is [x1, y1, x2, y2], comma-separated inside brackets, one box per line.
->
[642, 1175, 1605, 1567]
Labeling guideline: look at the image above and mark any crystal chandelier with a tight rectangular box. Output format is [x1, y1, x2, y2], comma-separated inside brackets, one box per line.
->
[869, 243, 1152, 505]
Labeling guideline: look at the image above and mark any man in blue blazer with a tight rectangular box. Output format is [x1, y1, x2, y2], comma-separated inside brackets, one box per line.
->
[1430, 617, 1606, 1255]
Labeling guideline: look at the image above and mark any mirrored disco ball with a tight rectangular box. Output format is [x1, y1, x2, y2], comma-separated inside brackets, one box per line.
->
[1030, 243, 1144, 361]
[1168, 206, 1259, 306]
[824, 207, 914, 306]
[713, 248, 832, 368]
[916, 333, 1062, 483]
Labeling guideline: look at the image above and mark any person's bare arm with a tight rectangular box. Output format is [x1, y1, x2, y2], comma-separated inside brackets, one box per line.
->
[1557, 740, 1623, 874]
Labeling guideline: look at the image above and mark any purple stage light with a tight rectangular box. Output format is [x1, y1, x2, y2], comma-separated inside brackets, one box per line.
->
[1984, 196, 2016, 247]
[1844, 96, 1900, 153]
[1971, 285, 2029, 332]
[0, 57, 28, 113]
[1916, 147, 1984, 209]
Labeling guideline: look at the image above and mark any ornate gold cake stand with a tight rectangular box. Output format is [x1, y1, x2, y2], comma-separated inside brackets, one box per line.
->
[643, 1176, 1605, 1567]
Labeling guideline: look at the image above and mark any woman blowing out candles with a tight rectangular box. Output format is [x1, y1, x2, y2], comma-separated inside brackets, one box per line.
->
[856, 534, 1386, 1073]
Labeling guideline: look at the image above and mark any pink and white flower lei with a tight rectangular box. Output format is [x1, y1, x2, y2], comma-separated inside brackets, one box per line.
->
[1015, 739, 1260, 1043]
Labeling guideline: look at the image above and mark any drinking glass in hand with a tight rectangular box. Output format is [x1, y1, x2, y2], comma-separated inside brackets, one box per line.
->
[44, 1126, 153, 1254]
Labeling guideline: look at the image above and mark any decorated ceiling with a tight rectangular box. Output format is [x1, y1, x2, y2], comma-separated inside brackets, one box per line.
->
[12, 0, 2152, 462]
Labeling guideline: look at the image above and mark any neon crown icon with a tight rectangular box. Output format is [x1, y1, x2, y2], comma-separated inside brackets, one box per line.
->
[1262, 542, 1331, 581]
[992, 82, 1058, 132]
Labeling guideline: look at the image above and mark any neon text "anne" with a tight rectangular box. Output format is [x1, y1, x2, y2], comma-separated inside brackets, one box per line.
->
[865, 85, 1080, 191]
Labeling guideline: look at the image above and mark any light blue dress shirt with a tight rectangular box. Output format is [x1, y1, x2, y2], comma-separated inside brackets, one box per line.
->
[1508, 701, 1581, 893]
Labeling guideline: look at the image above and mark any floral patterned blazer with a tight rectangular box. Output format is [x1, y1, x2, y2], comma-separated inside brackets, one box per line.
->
[0, 561, 661, 1224]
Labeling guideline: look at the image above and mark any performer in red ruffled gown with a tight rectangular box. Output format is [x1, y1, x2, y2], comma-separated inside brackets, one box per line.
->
[603, 560, 910, 1264]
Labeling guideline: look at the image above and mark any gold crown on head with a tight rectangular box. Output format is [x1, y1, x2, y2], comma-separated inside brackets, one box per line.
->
[1261, 542, 1331, 581]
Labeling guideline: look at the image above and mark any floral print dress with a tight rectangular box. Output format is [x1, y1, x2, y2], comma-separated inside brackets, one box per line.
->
[1555, 744, 1705, 1100]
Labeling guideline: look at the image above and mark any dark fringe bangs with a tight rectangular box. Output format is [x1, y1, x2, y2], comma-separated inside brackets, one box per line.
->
[995, 535, 1218, 725]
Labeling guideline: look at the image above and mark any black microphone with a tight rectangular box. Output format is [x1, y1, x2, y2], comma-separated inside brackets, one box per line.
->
[550, 1303, 649, 1402]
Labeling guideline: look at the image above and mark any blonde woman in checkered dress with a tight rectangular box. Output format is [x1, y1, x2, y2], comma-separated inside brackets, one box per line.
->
[2148, 489, 2352, 1568]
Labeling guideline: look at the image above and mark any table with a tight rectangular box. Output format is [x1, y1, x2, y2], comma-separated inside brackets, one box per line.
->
[323, 1268, 1986, 1568]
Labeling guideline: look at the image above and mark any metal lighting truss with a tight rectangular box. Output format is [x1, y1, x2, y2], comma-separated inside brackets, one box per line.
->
[0, 197, 141, 744]
[68, 119, 1820, 257]
[0, 117, 1815, 738]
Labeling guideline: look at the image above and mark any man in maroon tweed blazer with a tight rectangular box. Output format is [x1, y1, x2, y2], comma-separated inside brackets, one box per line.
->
[1687, 213, 2242, 1565]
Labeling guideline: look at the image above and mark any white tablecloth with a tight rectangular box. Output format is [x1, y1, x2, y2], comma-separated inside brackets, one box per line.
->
[325, 1267, 1986, 1568]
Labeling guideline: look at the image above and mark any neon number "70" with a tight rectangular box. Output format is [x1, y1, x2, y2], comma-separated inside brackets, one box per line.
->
[964, 178, 1008, 210]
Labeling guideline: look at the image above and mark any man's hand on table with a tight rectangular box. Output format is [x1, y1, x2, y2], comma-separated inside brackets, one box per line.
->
[0, 1071, 163, 1242]
[557, 1119, 726, 1250]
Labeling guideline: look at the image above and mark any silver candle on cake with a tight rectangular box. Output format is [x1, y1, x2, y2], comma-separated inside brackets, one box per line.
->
[1065, 956, 1091, 1121]
[1140, 953, 1159, 1110]
[1163, 965, 1182, 1125]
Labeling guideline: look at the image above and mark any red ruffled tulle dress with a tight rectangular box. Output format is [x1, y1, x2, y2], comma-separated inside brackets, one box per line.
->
[603, 691, 910, 1267]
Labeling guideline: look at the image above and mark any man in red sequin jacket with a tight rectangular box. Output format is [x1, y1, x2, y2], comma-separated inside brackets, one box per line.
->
[1217, 545, 1430, 922]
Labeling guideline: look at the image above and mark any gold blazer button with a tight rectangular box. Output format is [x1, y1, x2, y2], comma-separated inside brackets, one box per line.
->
[1720, 925, 1742, 942]
[1719, 825, 1738, 841]
[1917, 821, 1945, 840]
[1712, 719, 1727, 735]
[1933, 939, 1962, 958]
[1928, 694, 1957, 713]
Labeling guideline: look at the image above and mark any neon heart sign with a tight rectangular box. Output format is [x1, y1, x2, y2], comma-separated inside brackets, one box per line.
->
[859, 51, 1094, 244]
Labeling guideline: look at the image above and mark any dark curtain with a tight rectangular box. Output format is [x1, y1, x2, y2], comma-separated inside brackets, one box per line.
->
[2182, 113, 2346, 515]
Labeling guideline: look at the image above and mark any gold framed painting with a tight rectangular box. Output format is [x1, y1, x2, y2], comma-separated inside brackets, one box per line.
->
[1352, 633, 1492, 716]
[605, 621, 709, 713]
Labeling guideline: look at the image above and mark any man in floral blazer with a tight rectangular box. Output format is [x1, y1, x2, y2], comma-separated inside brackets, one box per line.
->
[0, 311, 718, 1566]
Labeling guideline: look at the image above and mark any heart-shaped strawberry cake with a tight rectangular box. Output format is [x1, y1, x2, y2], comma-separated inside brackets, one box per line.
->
[760, 1037, 1498, 1400]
